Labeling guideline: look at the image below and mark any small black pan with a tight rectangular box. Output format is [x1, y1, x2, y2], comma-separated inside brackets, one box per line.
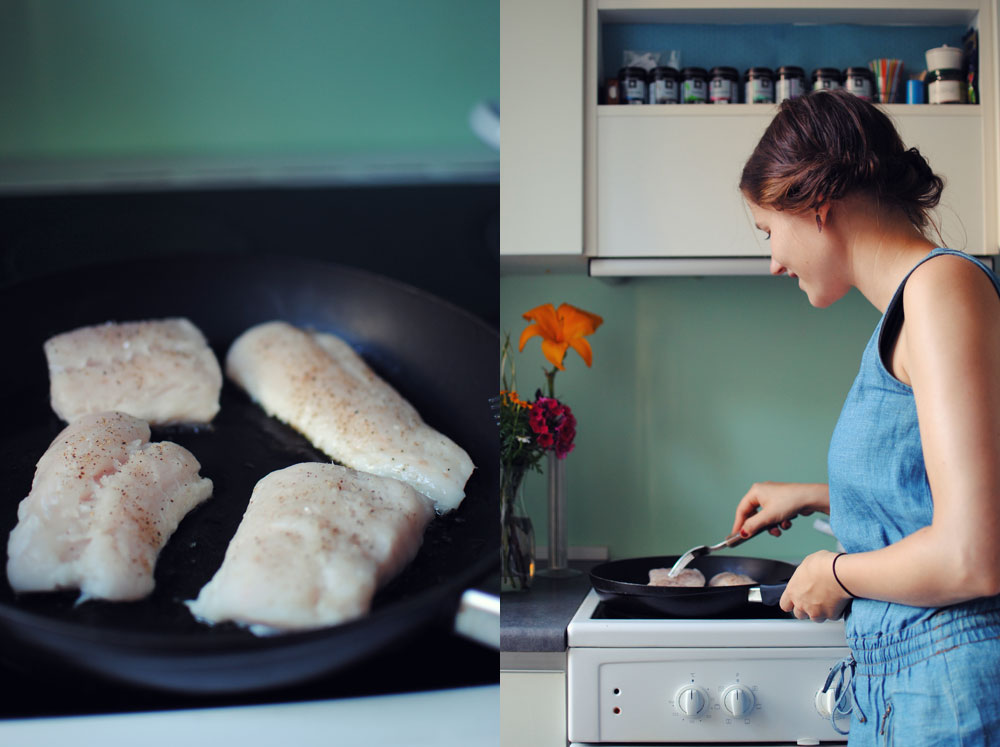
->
[590, 555, 795, 617]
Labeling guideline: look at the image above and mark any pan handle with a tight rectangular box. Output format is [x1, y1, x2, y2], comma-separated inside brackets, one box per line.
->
[453, 589, 500, 649]
[747, 584, 786, 606]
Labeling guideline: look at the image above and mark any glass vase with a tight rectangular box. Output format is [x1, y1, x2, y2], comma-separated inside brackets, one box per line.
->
[500, 467, 535, 592]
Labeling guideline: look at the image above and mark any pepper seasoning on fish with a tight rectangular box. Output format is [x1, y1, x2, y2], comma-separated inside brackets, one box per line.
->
[186, 462, 434, 634]
[6, 411, 214, 602]
[225, 321, 474, 513]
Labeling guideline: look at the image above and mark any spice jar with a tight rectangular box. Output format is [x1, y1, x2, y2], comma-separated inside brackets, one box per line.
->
[744, 67, 775, 104]
[843, 67, 875, 100]
[812, 67, 843, 91]
[648, 66, 679, 104]
[927, 68, 965, 104]
[776, 66, 806, 102]
[709, 66, 740, 104]
[618, 67, 648, 105]
[681, 67, 708, 103]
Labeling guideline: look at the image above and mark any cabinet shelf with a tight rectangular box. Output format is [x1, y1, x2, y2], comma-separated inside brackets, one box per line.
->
[596, 3, 980, 27]
[597, 103, 983, 117]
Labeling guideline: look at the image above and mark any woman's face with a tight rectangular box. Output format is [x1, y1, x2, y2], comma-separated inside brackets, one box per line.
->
[746, 200, 850, 308]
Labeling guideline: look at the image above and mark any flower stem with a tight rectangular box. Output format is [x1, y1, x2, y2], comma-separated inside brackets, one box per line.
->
[544, 367, 558, 399]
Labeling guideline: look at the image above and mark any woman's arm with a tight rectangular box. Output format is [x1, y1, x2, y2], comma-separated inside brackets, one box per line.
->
[787, 255, 1000, 620]
[833, 255, 1000, 606]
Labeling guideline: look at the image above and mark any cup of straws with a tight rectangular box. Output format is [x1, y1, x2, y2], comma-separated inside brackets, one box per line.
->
[869, 58, 904, 103]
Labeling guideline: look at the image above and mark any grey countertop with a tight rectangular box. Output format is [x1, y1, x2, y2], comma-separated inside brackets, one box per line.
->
[500, 561, 596, 653]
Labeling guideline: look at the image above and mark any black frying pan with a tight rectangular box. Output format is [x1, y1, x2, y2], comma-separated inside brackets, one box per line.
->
[591, 555, 794, 617]
[0, 254, 497, 694]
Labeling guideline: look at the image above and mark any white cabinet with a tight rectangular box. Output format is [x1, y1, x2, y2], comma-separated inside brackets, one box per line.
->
[500, 0, 585, 257]
[584, 0, 999, 268]
[594, 107, 772, 258]
[593, 105, 987, 258]
[500, 670, 567, 747]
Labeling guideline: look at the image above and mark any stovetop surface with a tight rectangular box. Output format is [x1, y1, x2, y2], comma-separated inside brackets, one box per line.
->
[590, 600, 792, 621]
[569, 590, 848, 648]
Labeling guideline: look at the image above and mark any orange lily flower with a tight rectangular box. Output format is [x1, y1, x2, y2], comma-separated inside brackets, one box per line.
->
[518, 303, 604, 371]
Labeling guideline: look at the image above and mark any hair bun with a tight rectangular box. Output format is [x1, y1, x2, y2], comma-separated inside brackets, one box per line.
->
[740, 90, 944, 231]
[887, 147, 943, 226]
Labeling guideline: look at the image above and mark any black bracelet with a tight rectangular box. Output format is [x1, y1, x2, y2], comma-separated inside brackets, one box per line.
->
[832, 552, 858, 599]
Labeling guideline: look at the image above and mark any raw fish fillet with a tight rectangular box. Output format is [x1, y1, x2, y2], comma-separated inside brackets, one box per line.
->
[648, 568, 706, 587]
[186, 462, 435, 634]
[708, 571, 756, 587]
[7, 411, 213, 601]
[225, 321, 473, 512]
[44, 317, 222, 425]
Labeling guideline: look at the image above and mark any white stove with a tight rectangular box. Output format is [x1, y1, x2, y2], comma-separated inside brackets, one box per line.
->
[567, 589, 851, 745]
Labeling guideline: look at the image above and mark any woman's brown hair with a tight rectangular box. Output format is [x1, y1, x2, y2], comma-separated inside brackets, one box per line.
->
[740, 89, 943, 231]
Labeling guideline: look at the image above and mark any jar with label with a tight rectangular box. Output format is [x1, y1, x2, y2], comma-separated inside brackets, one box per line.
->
[812, 67, 842, 91]
[648, 66, 679, 104]
[681, 67, 708, 103]
[709, 66, 739, 104]
[843, 67, 875, 101]
[776, 66, 806, 102]
[927, 68, 965, 104]
[744, 67, 774, 104]
[618, 67, 648, 105]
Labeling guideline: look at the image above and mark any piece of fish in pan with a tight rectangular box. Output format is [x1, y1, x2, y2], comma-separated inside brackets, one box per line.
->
[225, 321, 474, 512]
[6, 411, 214, 602]
[648, 568, 706, 587]
[44, 317, 222, 425]
[708, 571, 756, 587]
[186, 462, 435, 634]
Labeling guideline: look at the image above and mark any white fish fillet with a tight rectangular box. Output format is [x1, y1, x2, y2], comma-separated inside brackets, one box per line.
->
[648, 568, 706, 587]
[186, 462, 435, 634]
[225, 321, 473, 512]
[44, 317, 222, 425]
[6, 411, 214, 601]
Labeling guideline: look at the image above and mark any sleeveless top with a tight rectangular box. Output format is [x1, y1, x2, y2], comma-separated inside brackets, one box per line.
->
[828, 248, 1000, 640]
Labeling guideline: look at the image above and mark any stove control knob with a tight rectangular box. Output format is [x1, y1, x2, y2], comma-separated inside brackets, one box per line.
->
[675, 686, 707, 716]
[722, 685, 755, 717]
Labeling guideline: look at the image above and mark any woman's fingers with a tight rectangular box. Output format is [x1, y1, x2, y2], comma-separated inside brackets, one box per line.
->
[731, 493, 763, 535]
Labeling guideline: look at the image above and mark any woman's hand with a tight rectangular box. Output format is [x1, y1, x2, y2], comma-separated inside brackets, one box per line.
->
[731, 482, 829, 539]
[780, 550, 851, 622]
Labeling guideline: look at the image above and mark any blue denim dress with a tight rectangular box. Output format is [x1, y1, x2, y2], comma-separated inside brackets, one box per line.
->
[828, 248, 1000, 745]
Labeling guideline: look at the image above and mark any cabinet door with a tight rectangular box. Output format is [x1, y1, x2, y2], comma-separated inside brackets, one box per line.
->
[500, 671, 567, 747]
[500, 0, 584, 256]
[595, 108, 985, 258]
[595, 110, 772, 257]
[892, 111, 985, 253]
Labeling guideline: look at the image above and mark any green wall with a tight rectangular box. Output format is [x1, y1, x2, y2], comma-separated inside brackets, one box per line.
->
[501, 272, 881, 563]
[0, 0, 498, 160]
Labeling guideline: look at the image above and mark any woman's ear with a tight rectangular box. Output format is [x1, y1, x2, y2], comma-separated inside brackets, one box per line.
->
[815, 202, 831, 233]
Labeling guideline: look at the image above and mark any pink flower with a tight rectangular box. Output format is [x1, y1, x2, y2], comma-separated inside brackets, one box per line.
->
[532, 397, 576, 459]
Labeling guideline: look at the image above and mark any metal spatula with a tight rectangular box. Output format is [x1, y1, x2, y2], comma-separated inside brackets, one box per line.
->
[667, 532, 752, 577]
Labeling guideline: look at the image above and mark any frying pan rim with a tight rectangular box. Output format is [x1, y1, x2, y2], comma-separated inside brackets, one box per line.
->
[0, 251, 500, 339]
[0, 254, 498, 666]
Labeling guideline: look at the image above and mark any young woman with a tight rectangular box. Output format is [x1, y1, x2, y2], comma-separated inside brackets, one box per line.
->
[731, 89, 1000, 743]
